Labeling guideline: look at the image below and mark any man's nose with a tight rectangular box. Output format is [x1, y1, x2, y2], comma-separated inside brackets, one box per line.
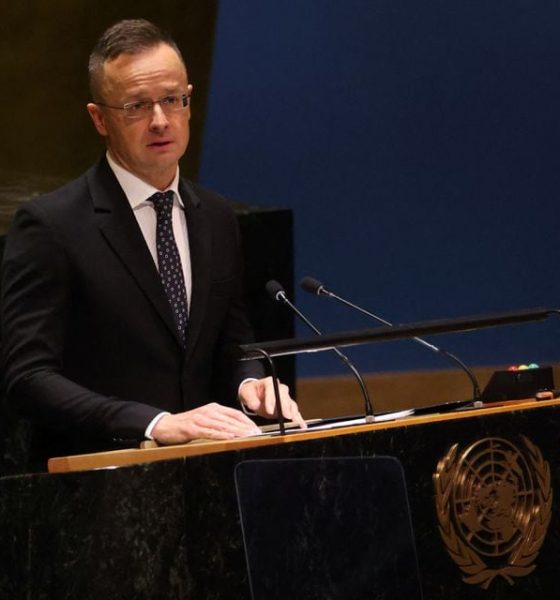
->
[149, 102, 169, 131]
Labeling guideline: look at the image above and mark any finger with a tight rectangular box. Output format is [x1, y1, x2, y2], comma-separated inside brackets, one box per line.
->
[239, 380, 265, 412]
[200, 410, 259, 436]
[266, 384, 294, 418]
[206, 402, 259, 427]
[258, 379, 287, 416]
[284, 402, 307, 429]
[262, 386, 306, 429]
[270, 386, 307, 429]
[191, 426, 236, 441]
[196, 404, 261, 435]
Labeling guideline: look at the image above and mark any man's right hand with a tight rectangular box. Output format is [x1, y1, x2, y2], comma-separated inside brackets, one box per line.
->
[151, 402, 261, 445]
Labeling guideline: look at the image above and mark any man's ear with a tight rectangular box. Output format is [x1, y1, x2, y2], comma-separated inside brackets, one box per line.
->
[187, 83, 194, 120]
[87, 103, 108, 137]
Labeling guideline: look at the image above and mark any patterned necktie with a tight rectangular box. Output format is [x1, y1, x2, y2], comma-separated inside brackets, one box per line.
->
[149, 191, 188, 346]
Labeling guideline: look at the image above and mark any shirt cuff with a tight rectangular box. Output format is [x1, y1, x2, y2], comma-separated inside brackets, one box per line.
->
[144, 411, 171, 440]
[238, 377, 258, 415]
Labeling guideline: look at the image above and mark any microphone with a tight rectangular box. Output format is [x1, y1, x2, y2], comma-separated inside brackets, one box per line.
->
[300, 276, 482, 402]
[266, 280, 375, 421]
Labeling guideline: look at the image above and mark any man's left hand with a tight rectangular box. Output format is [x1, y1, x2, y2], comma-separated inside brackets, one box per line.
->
[239, 377, 307, 429]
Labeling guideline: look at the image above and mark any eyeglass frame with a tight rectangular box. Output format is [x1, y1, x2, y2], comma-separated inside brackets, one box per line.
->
[92, 92, 191, 119]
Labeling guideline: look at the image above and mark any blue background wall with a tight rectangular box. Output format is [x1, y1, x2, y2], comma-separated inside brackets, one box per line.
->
[199, 1, 560, 377]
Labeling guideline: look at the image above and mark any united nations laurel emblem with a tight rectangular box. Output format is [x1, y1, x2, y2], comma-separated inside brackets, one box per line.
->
[433, 436, 552, 589]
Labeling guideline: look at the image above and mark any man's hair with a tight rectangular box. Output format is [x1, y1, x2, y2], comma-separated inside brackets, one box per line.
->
[88, 19, 184, 100]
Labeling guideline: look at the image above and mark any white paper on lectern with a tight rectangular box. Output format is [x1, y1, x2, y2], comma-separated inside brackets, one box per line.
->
[253, 408, 414, 437]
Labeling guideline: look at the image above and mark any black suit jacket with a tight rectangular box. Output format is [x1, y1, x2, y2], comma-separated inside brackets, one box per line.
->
[1, 157, 263, 459]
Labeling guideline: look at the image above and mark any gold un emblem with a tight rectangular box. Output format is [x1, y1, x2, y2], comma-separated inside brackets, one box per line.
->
[433, 436, 552, 589]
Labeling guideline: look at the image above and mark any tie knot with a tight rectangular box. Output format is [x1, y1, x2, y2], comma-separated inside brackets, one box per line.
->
[149, 191, 174, 213]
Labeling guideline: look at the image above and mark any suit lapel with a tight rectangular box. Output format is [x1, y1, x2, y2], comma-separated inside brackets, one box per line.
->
[180, 179, 212, 364]
[86, 158, 183, 347]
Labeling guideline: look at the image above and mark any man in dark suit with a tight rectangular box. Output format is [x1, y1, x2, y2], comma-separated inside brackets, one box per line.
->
[0, 19, 304, 463]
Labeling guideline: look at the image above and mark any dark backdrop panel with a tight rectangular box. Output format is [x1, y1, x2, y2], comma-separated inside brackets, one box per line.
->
[199, 1, 560, 377]
[236, 207, 295, 393]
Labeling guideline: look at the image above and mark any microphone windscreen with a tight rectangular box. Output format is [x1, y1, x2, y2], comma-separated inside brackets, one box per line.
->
[265, 279, 285, 299]
[300, 276, 323, 295]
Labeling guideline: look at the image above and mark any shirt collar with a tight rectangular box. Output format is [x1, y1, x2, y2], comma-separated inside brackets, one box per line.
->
[106, 151, 183, 209]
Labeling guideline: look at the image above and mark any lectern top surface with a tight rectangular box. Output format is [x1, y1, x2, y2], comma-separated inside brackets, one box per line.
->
[47, 397, 560, 474]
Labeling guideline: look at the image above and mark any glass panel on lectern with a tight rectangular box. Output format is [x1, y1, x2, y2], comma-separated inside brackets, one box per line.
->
[235, 456, 423, 600]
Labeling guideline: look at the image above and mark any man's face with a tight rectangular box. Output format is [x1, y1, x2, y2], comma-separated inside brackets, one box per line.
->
[87, 43, 191, 189]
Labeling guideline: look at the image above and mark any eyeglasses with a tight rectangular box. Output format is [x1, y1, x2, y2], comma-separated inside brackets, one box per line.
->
[94, 93, 190, 119]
